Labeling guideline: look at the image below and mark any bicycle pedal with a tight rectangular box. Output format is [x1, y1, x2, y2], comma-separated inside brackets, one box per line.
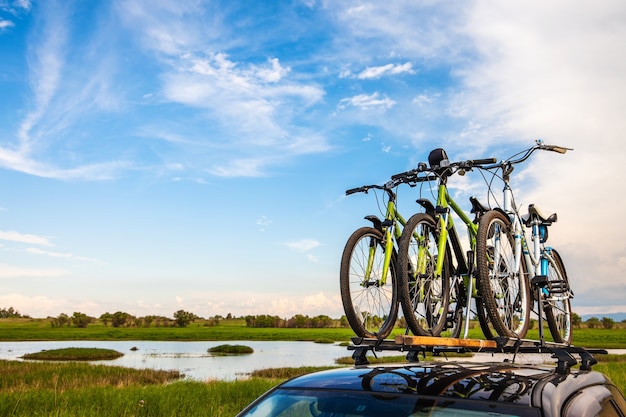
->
[531, 275, 548, 288]
[547, 279, 571, 294]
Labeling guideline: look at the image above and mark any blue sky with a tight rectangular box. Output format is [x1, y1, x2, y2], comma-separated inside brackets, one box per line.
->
[0, 0, 625, 320]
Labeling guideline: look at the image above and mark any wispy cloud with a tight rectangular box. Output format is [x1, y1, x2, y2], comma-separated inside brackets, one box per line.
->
[26, 248, 97, 262]
[340, 62, 415, 79]
[0, 230, 53, 246]
[337, 92, 396, 111]
[285, 239, 321, 253]
[17, 2, 68, 150]
[0, 19, 14, 30]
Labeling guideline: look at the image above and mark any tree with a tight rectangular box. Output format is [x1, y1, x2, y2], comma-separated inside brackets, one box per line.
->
[311, 315, 333, 328]
[111, 311, 130, 328]
[0, 307, 24, 318]
[99, 312, 113, 327]
[173, 310, 196, 328]
[71, 312, 93, 328]
[602, 317, 615, 329]
[586, 316, 600, 329]
[571, 312, 582, 329]
[51, 313, 71, 327]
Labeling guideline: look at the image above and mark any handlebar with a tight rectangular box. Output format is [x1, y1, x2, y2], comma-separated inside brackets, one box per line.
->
[486, 139, 573, 169]
[390, 157, 498, 181]
[347, 140, 571, 195]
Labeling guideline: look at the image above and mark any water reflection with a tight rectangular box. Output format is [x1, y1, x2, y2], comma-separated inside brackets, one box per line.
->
[0, 340, 353, 381]
[1, 340, 622, 381]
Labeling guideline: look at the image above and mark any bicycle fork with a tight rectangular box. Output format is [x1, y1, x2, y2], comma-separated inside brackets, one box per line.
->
[363, 224, 395, 288]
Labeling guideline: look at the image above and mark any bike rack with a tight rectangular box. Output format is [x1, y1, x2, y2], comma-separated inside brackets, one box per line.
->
[348, 336, 607, 374]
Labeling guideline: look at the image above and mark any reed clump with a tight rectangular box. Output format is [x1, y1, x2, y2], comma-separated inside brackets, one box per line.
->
[22, 347, 123, 361]
[208, 344, 254, 355]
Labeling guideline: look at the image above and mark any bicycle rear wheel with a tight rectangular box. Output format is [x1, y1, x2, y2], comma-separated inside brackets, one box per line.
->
[543, 249, 573, 344]
[397, 213, 450, 336]
[476, 210, 530, 338]
[339, 226, 399, 338]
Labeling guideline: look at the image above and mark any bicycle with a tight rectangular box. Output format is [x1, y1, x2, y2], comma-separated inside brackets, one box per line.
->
[339, 173, 425, 339]
[476, 140, 574, 343]
[395, 149, 499, 338]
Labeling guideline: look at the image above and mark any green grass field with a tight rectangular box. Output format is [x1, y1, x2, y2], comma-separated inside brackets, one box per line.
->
[1, 317, 625, 348]
[0, 317, 624, 416]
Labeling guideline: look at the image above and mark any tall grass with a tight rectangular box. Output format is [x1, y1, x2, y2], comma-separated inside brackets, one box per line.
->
[0, 360, 277, 417]
[1, 354, 624, 417]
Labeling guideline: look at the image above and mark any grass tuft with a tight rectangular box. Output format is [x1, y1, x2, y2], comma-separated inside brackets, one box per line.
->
[208, 344, 254, 355]
[22, 347, 124, 361]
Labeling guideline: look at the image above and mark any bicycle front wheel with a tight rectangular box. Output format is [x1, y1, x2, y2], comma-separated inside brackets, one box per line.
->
[397, 213, 450, 336]
[543, 249, 573, 344]
[476, 210, 530, 338]
[339, 226, 399, 338]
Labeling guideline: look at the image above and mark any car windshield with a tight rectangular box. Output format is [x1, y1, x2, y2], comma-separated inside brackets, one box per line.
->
[239, 388, 540, 417]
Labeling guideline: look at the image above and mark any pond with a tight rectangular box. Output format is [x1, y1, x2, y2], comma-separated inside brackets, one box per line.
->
[0, 340, 358, 381]
[1, 340, 622, 381]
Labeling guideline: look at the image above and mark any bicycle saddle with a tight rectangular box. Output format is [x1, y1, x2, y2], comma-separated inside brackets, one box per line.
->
[523, 204, 557, 226]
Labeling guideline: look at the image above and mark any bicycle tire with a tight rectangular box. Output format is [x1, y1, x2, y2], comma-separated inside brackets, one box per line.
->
[397, 213, 450, 336]
[476, 210, 530, 338]
[543, 249, 573, 344]
[339, 226, 399, 338]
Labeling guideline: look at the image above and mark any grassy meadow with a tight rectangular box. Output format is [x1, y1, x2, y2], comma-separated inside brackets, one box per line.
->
[0, 317, 624, 416]
[1, 317, 625, 348]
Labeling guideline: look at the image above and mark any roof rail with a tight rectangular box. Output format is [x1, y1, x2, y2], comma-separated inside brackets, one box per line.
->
[348, 336, 607, 374]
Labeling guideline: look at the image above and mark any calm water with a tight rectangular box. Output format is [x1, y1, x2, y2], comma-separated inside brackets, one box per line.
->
[1, 340, 622, 381]
[0, 340, 354, 381]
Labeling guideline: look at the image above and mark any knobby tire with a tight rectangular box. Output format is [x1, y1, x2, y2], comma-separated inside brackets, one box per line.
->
[397, 213, 450, 336]
[339, 227, 399, 339]
[476, 210, 531, 338]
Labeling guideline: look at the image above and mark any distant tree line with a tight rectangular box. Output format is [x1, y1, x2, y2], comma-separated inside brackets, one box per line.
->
[2, 306, 624, 330]
[244, 314, 341, 328]
[0, 307, 29, 319]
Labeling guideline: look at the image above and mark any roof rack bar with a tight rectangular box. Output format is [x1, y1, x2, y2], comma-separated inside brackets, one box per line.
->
[348, 336, 606, 371]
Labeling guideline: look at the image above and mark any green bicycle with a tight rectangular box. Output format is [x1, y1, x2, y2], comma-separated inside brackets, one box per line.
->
[340, 173, 426, 339]
[395, 149, 500, 338]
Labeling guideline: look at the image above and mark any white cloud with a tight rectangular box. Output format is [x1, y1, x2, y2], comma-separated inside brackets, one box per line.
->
[337, 92, 396, 110]
[256, 216, 272, 231]
[0, 230, 53, 246]
[356, 62, 415, 79]
[453, 1, 626, 312]
[254, 58, 290, 83]
[0, 19, 15, 30]
[208, 158, 268, 178]
[26, 248, 97, 262]
[0, 293, 67, 317]
[285, 239, 321, 253]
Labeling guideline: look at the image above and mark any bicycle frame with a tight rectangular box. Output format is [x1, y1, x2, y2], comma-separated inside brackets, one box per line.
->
[363, 196, 408, 288]
[434, 186, 481, 338]
[486, 140, 573, 343]
[411, 175, 487, 338]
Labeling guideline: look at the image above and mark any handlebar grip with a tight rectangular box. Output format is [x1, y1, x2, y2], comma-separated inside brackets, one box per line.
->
[391, 169, 417, 180]
[345, 187, 363, 195]
[471, 158, 498, 165]
[545, 145, 572, 154]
